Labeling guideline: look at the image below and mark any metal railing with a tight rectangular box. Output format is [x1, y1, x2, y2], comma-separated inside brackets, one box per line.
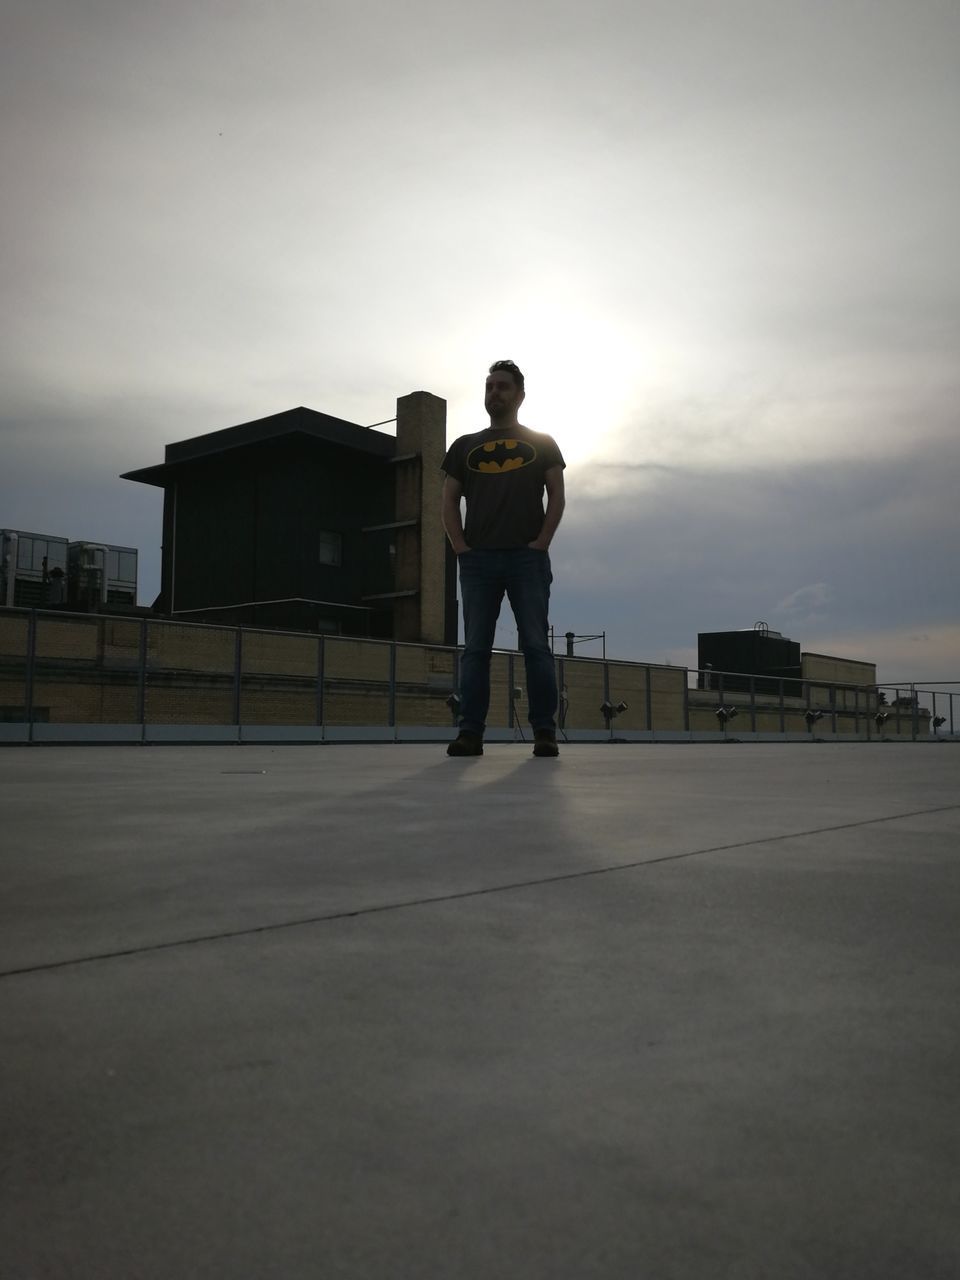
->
[689, 667, 959, 741]
[875, 682, 959, 741]
[1, 606, 956, 744]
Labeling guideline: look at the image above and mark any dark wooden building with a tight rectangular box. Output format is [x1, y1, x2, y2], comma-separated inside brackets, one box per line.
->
[123, 393, 456, 644]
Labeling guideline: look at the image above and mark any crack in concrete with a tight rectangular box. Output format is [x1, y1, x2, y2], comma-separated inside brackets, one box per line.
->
[3, 802, 958, 980]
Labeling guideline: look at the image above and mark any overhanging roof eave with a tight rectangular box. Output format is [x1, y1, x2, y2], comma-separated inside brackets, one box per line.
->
[120, 464, 169, 487]
[122, 411, 397, 486]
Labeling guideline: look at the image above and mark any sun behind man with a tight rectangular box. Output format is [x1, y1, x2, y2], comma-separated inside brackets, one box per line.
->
[441, 360, 566, 757]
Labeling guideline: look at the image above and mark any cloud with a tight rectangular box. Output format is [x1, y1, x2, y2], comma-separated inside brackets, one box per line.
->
[773, 583, 833, 625]
[2, 0, 958, 680]
[550, 436, 960, 683]
[802, 623, 960, 697]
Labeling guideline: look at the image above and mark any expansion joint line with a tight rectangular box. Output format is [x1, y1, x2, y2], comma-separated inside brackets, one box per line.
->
[2, 803, 958, 980]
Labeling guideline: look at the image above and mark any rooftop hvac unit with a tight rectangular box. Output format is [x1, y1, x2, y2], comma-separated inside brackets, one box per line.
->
[697, 626, 802, 695]
[67, 542, 139, 608]
[104, 544, 138, 604]
[1, 528, 70, 607]
[68, 543, 108, 609]
[0, 529, 16, 607]
[69, 537, 138, 601]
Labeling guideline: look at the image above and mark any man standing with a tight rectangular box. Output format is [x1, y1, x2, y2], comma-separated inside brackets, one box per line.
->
[441, 360, 566, 757]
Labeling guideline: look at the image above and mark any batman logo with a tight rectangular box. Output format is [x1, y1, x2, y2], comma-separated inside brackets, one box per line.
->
[467, 438, 537, 474]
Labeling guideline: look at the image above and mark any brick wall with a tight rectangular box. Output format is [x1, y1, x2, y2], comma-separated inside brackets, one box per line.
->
[0, 610, 937, 739]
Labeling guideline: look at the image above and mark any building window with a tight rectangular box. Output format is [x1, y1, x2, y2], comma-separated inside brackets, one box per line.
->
[106, 549, 137, 583]
[318, 531, 342, 567]
[17, 537, 35, 570]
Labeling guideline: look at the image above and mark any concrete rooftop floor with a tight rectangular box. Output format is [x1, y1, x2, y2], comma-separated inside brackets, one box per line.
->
[2, 741, 959, 1279]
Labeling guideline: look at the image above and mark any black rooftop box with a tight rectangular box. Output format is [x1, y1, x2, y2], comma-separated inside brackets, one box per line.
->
[698, 627, 802, 695]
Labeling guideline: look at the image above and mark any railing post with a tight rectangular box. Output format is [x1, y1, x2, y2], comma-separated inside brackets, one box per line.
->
[233, 626, 243, 738]
[25, 610, 37, 744]
[507, 652, 516, 737]
[388, 642, 397, 738]
[138, 618, 148, 743]
[911, 683, 918, 742]
[316, 634, 325, 730]
[603, 659, 612, 740]
[554, 652, 561, 729]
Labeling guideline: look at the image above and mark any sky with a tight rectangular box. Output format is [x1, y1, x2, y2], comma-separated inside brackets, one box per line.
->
[2, 0, 958, 688]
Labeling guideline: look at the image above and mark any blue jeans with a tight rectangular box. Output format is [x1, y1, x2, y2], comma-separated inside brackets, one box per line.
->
[457, 547, 557, 735]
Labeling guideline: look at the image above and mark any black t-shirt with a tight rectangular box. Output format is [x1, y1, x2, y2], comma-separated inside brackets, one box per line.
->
[442, 425, 565, 549]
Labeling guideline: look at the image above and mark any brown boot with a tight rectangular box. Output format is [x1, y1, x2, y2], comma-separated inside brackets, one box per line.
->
[532, 729, 559, 757]
[447, 731, 483, 757]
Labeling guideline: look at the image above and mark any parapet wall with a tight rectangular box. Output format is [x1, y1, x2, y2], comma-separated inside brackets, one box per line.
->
[0, 608, 938, 743]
